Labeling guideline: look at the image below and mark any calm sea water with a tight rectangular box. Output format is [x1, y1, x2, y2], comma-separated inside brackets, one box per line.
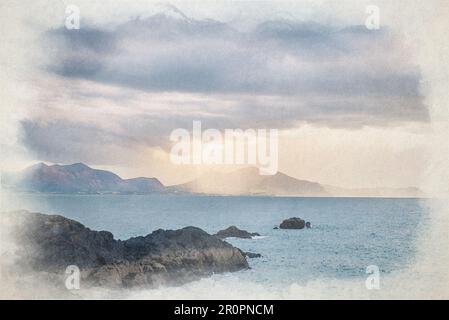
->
[1, 193, 428, 288]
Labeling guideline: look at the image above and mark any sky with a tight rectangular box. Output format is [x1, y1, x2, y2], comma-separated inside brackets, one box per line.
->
[0, 0, 437, 188]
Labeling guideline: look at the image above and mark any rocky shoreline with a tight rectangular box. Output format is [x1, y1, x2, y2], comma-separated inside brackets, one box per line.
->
[1, 211, 249, 288]
[1, 212, 314, 290]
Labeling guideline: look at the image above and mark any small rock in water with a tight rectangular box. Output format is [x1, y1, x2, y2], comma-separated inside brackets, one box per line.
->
[306, 221, 311, 228]
[244, 252, 262, 258]
[279, 217, 306, 229]
[215, 225, 260, 239]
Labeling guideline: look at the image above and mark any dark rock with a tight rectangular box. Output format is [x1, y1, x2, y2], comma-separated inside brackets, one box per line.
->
[273, 226, 278, 229]
[279, 217, 306, 229]
[2, 210, 249, 288]
[306, 221, 311, 228]
[236, 248, 261, 259]
[215, 225, 260, 239]
[243, 252, 262, 259]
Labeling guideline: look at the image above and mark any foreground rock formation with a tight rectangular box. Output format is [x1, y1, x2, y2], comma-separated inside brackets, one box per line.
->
[1, 211, 249, 288]
[215, 225, 260, 239]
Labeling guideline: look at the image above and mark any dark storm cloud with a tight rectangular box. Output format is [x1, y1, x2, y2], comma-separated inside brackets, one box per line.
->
[45, 12, 424, 99]
[25, 8, 429, 165]
[19, 120, 130, 165]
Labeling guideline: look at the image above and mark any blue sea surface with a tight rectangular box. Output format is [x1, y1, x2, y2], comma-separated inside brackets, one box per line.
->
[1, 193, 428, 287]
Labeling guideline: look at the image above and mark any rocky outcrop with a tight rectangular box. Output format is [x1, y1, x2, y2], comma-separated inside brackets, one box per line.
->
[279, 217, 307, 229]
[235, 248, 262, 259]
[2, 211, 249, 288]
[215, 226, 260, 239]
[243, 252, 262, 259]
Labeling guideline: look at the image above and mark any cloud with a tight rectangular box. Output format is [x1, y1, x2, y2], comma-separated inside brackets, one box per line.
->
[19, 6, 429, 167]
[46, 14, 424, 99]
[19, 119, 132, 165]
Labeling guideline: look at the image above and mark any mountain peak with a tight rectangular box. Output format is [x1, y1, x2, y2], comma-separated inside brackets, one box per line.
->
[174, 166, 327, 196]
[67, 163, 91, 170]
[22, 162, 49, 174]
[5, 162, 165, 194]
[33, 162, 49, 169]
[156, 3, 192, 22]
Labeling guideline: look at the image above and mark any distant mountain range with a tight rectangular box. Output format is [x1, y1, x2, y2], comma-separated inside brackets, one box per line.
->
[1, 163, 423, 198]
[1, 163, 164, 194]
[170, 167, 423, 197]
[171, 167, 328, 196]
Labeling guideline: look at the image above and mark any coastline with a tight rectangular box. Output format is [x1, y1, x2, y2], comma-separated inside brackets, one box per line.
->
[0, 210, 250, 289]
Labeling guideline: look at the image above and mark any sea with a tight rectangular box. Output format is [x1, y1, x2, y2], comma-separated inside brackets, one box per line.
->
[0, 193, 431, 299]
